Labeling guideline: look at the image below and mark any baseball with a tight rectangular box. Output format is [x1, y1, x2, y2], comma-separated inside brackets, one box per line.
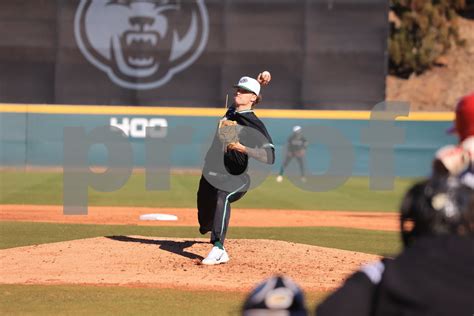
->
[259, 70, 271, 85]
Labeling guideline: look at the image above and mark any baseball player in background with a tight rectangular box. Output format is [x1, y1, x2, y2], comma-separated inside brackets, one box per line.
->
[433, 92, 474, 188]
[276, 125, 308, 183]
[197, 71, 275, 265]
[316, 175, 474, 315]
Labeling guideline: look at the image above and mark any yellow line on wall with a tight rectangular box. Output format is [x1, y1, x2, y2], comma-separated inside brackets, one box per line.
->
[0, 103, 454, 121]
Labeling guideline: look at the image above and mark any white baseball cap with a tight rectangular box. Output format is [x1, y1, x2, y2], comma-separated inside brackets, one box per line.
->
[293, 125, 302, 132]
[234, 76, 261, 95]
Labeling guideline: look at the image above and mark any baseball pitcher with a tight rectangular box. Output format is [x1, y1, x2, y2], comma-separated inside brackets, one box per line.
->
[197, 71, 275, 265]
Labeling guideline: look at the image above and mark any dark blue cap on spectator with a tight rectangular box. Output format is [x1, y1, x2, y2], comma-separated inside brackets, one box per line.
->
[242, 275, 307, 316]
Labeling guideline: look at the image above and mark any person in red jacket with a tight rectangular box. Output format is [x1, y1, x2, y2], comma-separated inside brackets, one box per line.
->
[433, 92, 474, 188]
[449, 92, 474, 142]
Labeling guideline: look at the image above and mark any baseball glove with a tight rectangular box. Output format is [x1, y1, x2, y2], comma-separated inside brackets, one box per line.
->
[218, 119, 239, 151]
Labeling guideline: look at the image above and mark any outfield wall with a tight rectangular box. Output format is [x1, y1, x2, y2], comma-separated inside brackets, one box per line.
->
[0, 0, 388, 110]
[0, 104, 456, 177]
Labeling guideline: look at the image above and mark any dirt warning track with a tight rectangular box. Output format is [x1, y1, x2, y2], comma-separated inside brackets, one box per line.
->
[0, 204, 399, 231]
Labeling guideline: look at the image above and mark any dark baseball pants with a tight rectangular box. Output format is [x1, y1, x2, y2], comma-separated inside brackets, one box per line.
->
[197, 174, 249, 245]
[279, 153, 305, 177]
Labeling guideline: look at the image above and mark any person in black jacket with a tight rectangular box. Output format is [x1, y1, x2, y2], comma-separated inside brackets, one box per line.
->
[316, 176, 474, 316]
[198, 72, 275, 265]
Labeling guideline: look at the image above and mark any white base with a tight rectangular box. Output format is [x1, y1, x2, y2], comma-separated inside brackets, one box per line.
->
[139, 213, 178, 221]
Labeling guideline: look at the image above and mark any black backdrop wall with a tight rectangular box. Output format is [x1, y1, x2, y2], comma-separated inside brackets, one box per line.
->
[0, 0, 388, 110]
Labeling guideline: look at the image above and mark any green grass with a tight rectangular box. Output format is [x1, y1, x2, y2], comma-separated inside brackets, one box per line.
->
[0, 171, 417, 211]
[0, 284, 327, 315]
[0, 222, 401, 256]
[0, 284, 246, 316]
[0, 171, 405, 315]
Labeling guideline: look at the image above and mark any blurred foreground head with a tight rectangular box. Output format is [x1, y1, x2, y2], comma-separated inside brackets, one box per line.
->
[242, 275, 307, 316]
[400, 176, 474, 247]
[449, 92, 474, 142]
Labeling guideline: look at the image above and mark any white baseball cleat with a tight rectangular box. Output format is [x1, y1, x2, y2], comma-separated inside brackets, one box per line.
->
[276, 175, 283, 183]
[201, 246, 230, 265]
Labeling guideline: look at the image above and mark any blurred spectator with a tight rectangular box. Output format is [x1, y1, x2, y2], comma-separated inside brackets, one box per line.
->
[448, 92, 474, 142]
[276, 126, 308, 183]
[316, 176, 474, 316]
[242, 275, 308, 316]
[434, 92, 474, 188]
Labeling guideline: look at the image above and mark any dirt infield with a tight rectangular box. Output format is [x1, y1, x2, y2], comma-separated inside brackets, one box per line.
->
[0, 236, 379, 292]
[0, 204, 394, 292]
[0, 204, 399, 231]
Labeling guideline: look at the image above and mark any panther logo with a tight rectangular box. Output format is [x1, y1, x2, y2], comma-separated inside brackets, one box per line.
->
[74, 0, 209, 90]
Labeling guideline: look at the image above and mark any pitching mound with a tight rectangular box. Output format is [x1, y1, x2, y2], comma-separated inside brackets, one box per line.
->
[0, 236, 380, 292]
